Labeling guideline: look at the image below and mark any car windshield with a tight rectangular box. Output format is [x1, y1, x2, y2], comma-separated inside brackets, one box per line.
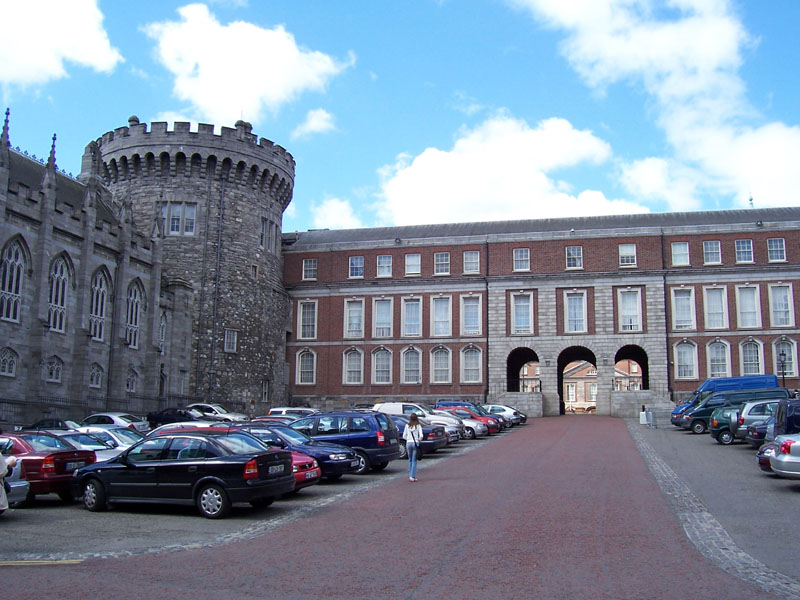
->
[20, 434, 75, 451]
[214, 432, 266, 454]
[62, 433, 110, 450]
[111, 428, 144, 444]
[420, 405, 437, 415]
[64, 420, 82, 428]
[210, 404, 230, 414]
[119, 414, 143, 424]
[273, 426, 311, 444]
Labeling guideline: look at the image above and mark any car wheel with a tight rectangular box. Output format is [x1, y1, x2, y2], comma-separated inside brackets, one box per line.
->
[196, 483, 231, 519]
[354, 451, 371, 475]
[691, 420, 707, 434]
[373, 462, 389, 471]
[465, 427, 476, 440]
[399, 442, 407, 459]
[718, 430, 734, 445]
[83, 478, 107, 512]
[58, 489, 75, 503]
[249, 497, 275, 508]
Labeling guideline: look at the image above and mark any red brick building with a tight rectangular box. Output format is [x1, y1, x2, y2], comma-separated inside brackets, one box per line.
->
[282, 208, 800, 418]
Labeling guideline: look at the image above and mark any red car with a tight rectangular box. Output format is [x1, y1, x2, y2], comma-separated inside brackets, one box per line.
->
[437, 407, 501, 434]
[0, 432, 96, 502]
[290, 451, 321, 491]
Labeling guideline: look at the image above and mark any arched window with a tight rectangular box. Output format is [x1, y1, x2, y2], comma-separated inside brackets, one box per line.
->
[674, 341, 697, 379]
[126, 282, 143, 348]
[461, 346, 482, 383]
[126, 368, 138, 393]
[431, 346, 451, 384]
[44, 355, 63, 383]
[48, 257, 69, 332]
[89, 363, 103, 389]
[297, 349, 316, 385]
[89, 271, 109, 341]
[775, 339, 796, 377]
[740, 340, 762, 375]
[0, 347, 18, 377]
[372, 348, 392, 384]
[707, 341, 729, 378]
[402, 347, 421, 384]
[158, 311, 167, 352]
[1, 241, 25, 322]
[343, 348, 363, 385]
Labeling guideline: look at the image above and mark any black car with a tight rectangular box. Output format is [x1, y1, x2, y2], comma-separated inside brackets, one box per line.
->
[290, 411, 402, 475]
[388, 414, 448, 458]
[234, 424, 361, 480]
[21, 418, 81, 431]
[146, 407, 204, 429]
[746, 415, 775, 448]
[72, 430, 295, 518]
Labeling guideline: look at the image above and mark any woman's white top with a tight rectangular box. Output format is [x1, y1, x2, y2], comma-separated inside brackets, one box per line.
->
[402, 423, 423, 445]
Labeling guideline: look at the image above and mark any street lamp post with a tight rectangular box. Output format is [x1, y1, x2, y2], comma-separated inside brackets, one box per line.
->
[779, 350, 787, 388]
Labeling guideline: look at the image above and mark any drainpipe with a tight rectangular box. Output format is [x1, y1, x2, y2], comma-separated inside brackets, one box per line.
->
[484, 237, 490, 402]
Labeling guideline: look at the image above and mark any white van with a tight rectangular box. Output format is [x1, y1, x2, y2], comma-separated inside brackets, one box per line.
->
[373, 402, 465, 437]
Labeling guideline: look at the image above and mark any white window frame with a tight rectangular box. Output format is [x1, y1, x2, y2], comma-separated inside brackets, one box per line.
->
[302, 259, 317, 281]
[344, 298, 364, 338]
[735, 239, 753, 264]
[405, 254, 421, 276]
[224, 329, 238, 353]
[768, 284, 794, 328]
[702, 286, 728, 330]
[739, 339, 764, 375]
[564, 290, 587, 334]
[460, 295, 482, 336]
[372, 348, 392, 384]
[463, 250, 480, 274]
[373, 298, 393, 338]
[297, 300, 318, 340]
[431, 296, 452, 337]
[164, 202, 197, 236]
[402, 297, 422, 337]
[671, 241, 690, 266]
[430, 346, 452, 384]
[377, 255, 392, 278]
[671, 288, 696, 331]
[511, 292, 533, 335]
[296, 348, 317, 385]
[735, 285, 761, 329]
[706, 340, 730, 378]
[774, 339, 797, 377]
[617, 288, 641, 332]
[460, 346, 482, 384]
[618, 244, 637, 267]
[342, 348, 364, 385]
[674, 341, 698, 380]
[434, 252, 450, 275]
[566, 246, 583, 270]
[703, 240, 721, 265]
[513, 248, 530, 272]
[348, 256, 364, 279]
[402, 346, 422, 384]
[768, 238, 786, 263]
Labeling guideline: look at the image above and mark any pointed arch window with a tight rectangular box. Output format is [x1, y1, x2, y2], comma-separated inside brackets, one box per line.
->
[126, 283, 143, 348]
[89, 271, 109, 341]
[158, 311, 167, 352]
[44, 355, 63, 383]
[89, 363, 103, 389]
[0, 347, 18, 377]
[126, 368, 138, 393]
[48, 257, 69, 332]
[1, 241, 25, 322]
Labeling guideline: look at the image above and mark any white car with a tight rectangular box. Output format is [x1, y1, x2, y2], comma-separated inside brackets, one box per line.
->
[186, 403, 249, 422]
[75, 425, 145, 450]
[52, 431, 124, 462]
[373, 402, 466, 438]
[482, 404, 525, 425]
[770, 433, 800, 479]
[82, 412, 150, 433]
[268, 407, 320, 417]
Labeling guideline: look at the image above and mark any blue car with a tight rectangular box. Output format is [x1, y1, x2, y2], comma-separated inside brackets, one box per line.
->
[670, 401, 695, 426]
[388, 414, 448, 458]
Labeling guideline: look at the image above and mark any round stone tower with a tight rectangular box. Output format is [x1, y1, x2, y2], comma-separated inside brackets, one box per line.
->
[81, 116, 294, 408]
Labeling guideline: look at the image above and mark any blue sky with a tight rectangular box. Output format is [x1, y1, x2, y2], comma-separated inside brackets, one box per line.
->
[1, 0, 799, 233]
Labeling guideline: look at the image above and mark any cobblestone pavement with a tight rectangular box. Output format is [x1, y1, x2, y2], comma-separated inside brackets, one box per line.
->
[0, 416, 795, 599]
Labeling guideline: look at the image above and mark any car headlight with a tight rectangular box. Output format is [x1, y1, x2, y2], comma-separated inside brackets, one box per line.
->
[329, 453, 347, 460]
[312, 459, 319, 468]
[292, 464, 298, 473]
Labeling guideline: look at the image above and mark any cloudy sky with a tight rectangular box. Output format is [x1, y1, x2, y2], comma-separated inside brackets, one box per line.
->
[1, 0, 798, 232]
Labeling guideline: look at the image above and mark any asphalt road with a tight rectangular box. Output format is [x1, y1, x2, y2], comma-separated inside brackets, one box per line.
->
[1, 417, 797, 600]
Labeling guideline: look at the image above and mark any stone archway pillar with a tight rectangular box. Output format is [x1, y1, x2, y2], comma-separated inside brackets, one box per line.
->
[539, 361, 560, 416]
[595, 363, 615, 416]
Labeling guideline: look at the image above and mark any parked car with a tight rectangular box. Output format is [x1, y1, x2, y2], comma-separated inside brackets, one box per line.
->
[672, 374, 780, 427]
[234, 424, 359, 481]
[373, 402, 466, 438]
[73, 429, 295, 518]
[82, 412, 150, 434]
[0, 432, 95, 503]
[731, 399, 779, 442]
[267, 407, 320, 417]
[51, 431, 122, 462]
[769, 434, 800, 479]
[146, 407, 204, 429]
[437, 406, 501, 434]
[1, 439, 29, 510]
[441, 424, 462, 444]
[251, 415, 298, 425]
[21, 418, 82, 432]
[746, 416, 775, 448]
[387, 415, 448, 458]
[290, 411, 402, 475]
[435, 400, 509, 429]
[433, 411, 488, 439]
[708, 406, 739, 445]
[680, 388, 790, 434]
[186, 403, 249, 422]
[774, 397, 800, 437]
[74, 426, 145, 450]
[146, 421, 217, 436]
[481, 404, 523, 425]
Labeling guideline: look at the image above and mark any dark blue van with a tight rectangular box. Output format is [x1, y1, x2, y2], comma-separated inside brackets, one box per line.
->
[670, 375, 779, 426]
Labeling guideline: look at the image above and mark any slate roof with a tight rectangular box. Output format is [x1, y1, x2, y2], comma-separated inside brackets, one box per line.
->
[283, 206, 800, 248]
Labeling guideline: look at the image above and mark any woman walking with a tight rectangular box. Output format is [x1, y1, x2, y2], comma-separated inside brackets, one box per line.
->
[402, 413, 423, 482]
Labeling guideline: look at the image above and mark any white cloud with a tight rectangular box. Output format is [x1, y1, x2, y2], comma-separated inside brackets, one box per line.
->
[291, 108, 336, 140]
[377, 112, 647, 226]
[0, 0, 122, 90]
[507, 0, 800, 209]
[620, 157, 701, 211]
[311, 197, 364, 230]
[144, 4, 355, 127]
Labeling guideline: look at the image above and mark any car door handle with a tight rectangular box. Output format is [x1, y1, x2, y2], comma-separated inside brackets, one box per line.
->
[188, 466, 197, 472]
[146, 467, 155, 473]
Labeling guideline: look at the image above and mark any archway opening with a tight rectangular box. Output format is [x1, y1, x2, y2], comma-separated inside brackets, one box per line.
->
[507, 348, 540, 392]
[558, 347, 597, 415]
[614, 345, 649, 390]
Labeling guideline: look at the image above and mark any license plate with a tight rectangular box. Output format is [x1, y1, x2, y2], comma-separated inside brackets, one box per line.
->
[66, 461, 85, 471]
[268, 465, 284, 474]
[304, 471, 317, 479]
[350, 459, 359, 467]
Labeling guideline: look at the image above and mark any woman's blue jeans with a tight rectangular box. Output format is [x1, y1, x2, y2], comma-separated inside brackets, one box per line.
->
[407, 443, 419, 479]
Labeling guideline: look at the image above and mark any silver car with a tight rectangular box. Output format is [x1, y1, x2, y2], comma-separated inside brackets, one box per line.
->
[75, 425, 145, 450]
[187, 403, 250, 422]
[482, 404, 523, 426]
[731, 399, 779, 441]
[82, 412, 150, 434]
[1, 440, 29, 511]
[459, 417, 489, 439]
[770, 434, 800, 479]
